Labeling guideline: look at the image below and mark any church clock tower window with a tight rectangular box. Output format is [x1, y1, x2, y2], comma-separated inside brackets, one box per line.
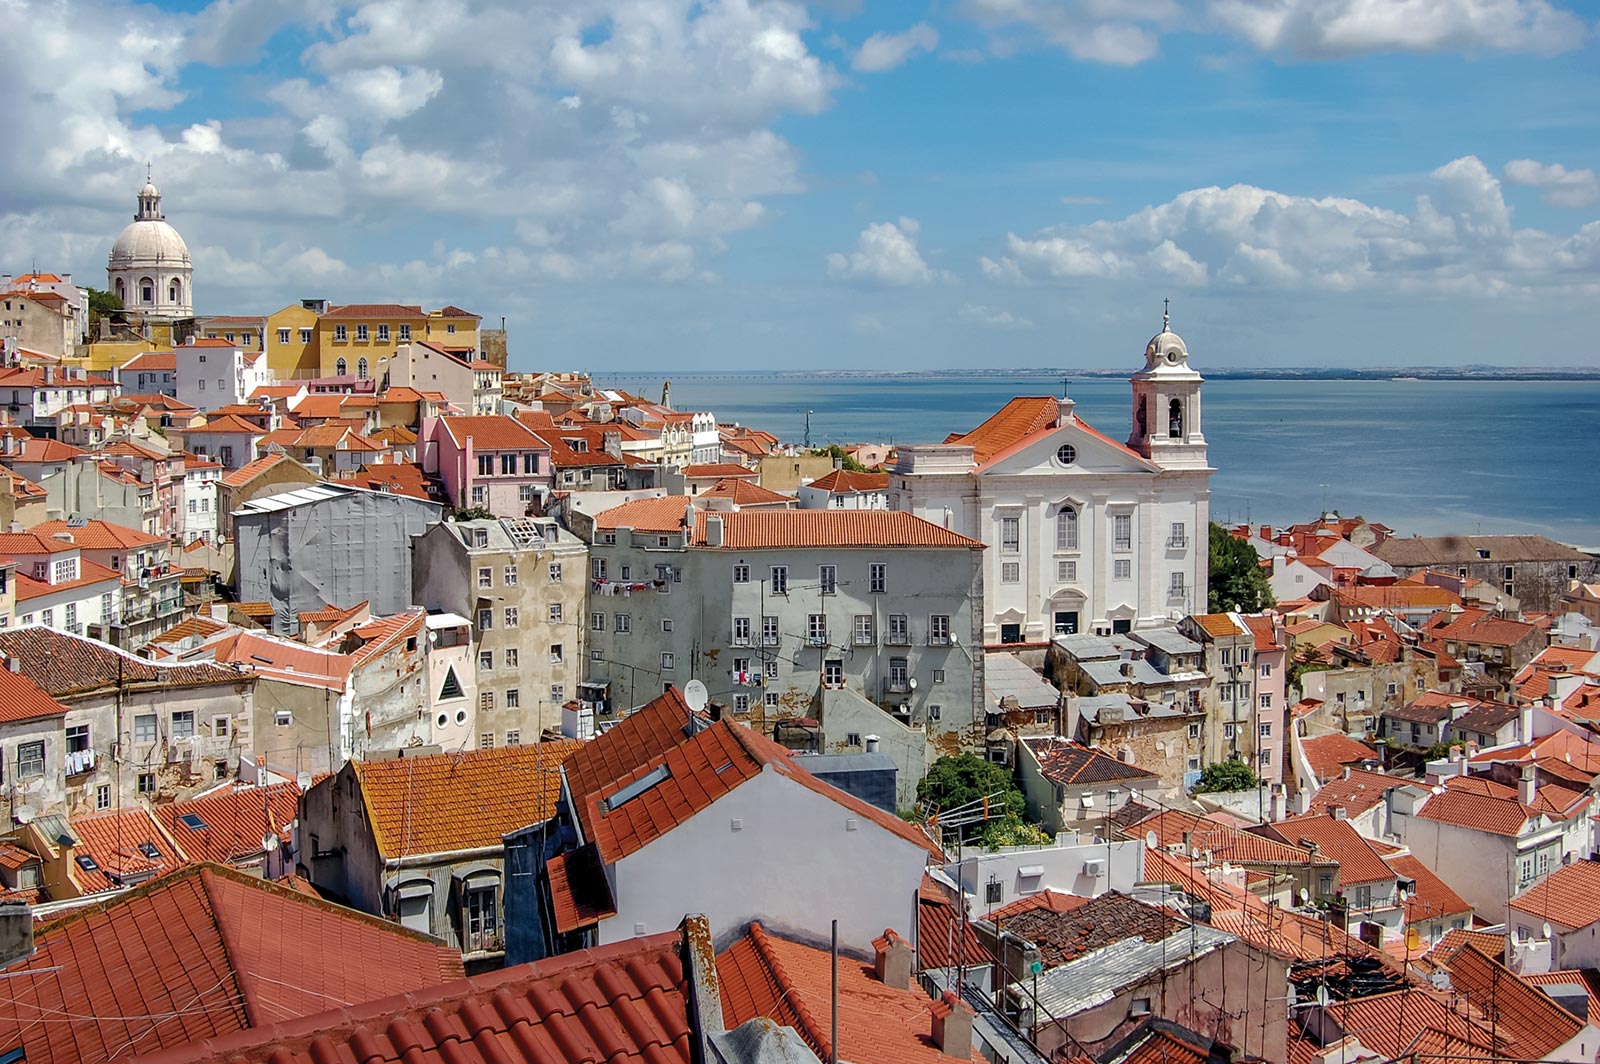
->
[1169, 398, 1183, 438]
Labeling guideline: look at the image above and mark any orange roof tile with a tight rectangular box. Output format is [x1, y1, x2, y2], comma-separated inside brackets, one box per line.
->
[693, 509, 982, 549]
[122, 351, 176, 371]
[547, 847, 617, 934]
[1508, 859, 1600, 929]
[1131, 808, 1335, 868]
[156, 782, 302, 865]
[439, 414, 545, 451]
[681, 462, 755, 479]
[352, 740, 579, 860]
[718, 922, 983, 1063]
[1449, 942, 1583, 1059]
[220, 452, 291, 488]
[322, 303, 424, 318]
[30, 518, 163, 551]
[945, 396, 1061, 464]
[1434, 609, 1540, 648]
[1385, 852, 1472, 925]
[66, 806, 187, 894]
[0, 668, 67, 723]
[1264, 813, 1395, 885]
[986, 889, 1090, 922]
[1304, 768, 1410, 818]
[595, 495, 695, 532]
[193, 413, 266, 435]
[918, 887, 994, 968]
[805, 468, 891, 493]
[1300, 733, 1379, 782]
[14, 559, 122, 601]
[697, 478, 792, 506]
[1191, 612, 1251, 639]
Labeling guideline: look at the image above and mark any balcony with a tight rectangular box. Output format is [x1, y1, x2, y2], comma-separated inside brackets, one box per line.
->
[65, 749, 97, 776]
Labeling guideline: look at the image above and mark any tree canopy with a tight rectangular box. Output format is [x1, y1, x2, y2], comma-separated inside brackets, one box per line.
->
[1194, 758, 1259, 794]
[807, 444, 870, 472]
[85, 287, 122, 335]
[1208, 522, 1274, 613]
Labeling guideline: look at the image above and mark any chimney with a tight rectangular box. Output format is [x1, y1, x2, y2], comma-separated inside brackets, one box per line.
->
[703, 514, 723, 548]
[872, 929, 913, 990]
[1519, 766, 1537, 806]
[1120, 661, 1135, 678]
[1519, 703, 1535, 742]
[1332, 806, 1348, 821]
[1260, 525, 1271, 541]
[930, 991, 975, 1059]
[1342, 766, 1351, 780]
[1269, 783, 1287, 822]
[1548, 673, 1583, 703]
[865, 735, 879, 753]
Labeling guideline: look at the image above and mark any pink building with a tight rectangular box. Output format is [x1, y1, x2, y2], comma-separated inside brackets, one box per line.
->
[1244, 614, 1287, 784]
[423, 415, 550, 515]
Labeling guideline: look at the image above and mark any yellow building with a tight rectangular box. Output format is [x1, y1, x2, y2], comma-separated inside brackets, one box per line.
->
[81, 319, 185, 374]
[198, 315, 266, 351]
[316, 303, 430, 380]
[423, 306, 482, 357]
[263, 302, 322, 380]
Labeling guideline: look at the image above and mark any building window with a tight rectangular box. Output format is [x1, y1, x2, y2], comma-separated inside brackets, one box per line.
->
[477, 609, 493, 630]
[869, 562, 886, 594]
[398, 324, 411, 341]
[733, 616, 752, 644]
[480, 650, 494, 671]
[1113, 514, 1132, 550]
[478, 454, 494, 477]
[299, 327, 313, 343]
[591, 611, 605, 631]
[928, 705, 942, 721]
[765, 658, 779, 680]
[134, 713, 157, 744]
[480, 732, 495, 750]
[853, 615, 874, 645]
[377, 324, 390, 341]
[519, 484, 535, 502]
[1259, 693, 1272, 710]
[733, 694, 750, 714]
[356, 324, 369, 341]
[661, 618, 673, 632]
[171, 711, 195, 739]
[1000, 515, 1020, 553]
[770, 566, 788, 594]
[501, 565, 518, 586]
[478, 566, 493, 589]
[1002, 562, 1020, 583]
[549, 644, 563, 663]
[334, 325, 348, 342]
[1169, 572, 1186, 596]
[592, 558, 607, 581]
[824, 660, 844, 686]
[547, 603, 561, 624]
[275, 710, 292, 727]
[1170, 522, 1187, 548]
[846, 732, 861, 747]
[889, 658, 909, 691]
[733, 564, 750, 583]
[929, 615, 952, 645]
[96, 784, 111, 810]
[479, 691, 495, 711]
[888, 614, 909, 645]
[1114, 559, 1131, 580]
[505, 647, 518, 668]
[17, 741, 44, 780]
[505, 726, 520, 742]
[807, 614, 827, 644]
[137, 771, 155, 794]
[1057, 560, 1077, 583]
[500, 453, 516, 475]
[1057, 508, 1078, 550]
[762, 615, 779, 646]
[615, 613, 631, 633]
[550, 683, 564, 703]
[819, 565, 837, 595]
[660, 652, 674, 671]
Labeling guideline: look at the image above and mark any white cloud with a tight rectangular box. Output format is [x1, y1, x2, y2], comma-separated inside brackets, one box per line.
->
[827, 218, 955, 285]
[1504, 159, 1600, 208]
[1207, 0, 1588, 57]
[958, 303, 1034, 328]
[984, 156, 1600, 294]
[853, 22, 939, 72]
[961, 0, 1183, 65]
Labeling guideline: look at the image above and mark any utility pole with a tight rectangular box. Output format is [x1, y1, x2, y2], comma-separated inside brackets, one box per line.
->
[803, 410, 813, 450]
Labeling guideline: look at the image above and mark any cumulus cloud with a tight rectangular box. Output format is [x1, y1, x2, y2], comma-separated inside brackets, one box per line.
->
[1208, 0, 1588, 57]
[1504, 159, 1600, 208]
[961, 0, 1184, 65]
[983, 156, 1600, 294]
[827, 218, 954, 285]
[853, 23, 939, 71]
[958, 304, 1034, 328]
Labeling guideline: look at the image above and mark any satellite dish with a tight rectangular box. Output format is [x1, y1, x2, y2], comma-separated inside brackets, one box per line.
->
[1145, 830, 1159, 850]
[683, 680, 709, 713]
[1297, 888, 1311, 906]
[1315, 985, 1331, 1007]
[261, 832, 281, 852]
[1544, 922, 1553, 939]
[909, 677, 918, 690]
[1221, 862, 1233, 876]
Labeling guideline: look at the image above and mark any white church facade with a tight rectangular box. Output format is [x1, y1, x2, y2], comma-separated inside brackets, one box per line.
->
[107, 172, 193, 321]
[890, 312, 1212, 644]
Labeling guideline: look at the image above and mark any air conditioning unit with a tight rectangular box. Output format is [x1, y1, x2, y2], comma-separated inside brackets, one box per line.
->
[1084, 858, 1106, 877]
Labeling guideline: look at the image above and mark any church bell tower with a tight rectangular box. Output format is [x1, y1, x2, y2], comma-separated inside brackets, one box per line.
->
[1129, 300, 1207, 470]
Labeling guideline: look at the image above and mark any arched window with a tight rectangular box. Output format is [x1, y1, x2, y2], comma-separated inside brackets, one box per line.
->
[1168, 398, 1183, 439]
[1056, 507, 1078, 551]
[168, 278, 181, 304]
[356, 357, 369, 380]
[139, 277, 154, 304]
[114, 278, 126, 302]
[335, 357, 347, 377]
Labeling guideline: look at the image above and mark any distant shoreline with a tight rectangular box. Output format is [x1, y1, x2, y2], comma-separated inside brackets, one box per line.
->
[595, 368, 1600, 383]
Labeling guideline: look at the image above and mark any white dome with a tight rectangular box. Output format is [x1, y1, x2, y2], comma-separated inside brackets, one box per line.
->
[109, 219, 191, 267]
[1144, 328, 1188, 361]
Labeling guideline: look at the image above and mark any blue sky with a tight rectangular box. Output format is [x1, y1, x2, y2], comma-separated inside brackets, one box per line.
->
[4, 0, 1597, 370]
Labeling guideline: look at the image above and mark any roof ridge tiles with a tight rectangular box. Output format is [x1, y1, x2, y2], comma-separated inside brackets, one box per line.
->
[746, 921, 831, 1060]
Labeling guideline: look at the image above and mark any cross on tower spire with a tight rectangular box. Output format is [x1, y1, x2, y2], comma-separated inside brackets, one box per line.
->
[1162, 297, 1170, 332]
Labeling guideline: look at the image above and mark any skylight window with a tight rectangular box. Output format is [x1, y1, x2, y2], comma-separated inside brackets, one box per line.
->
[602, 764, 671, 812]
[178, 813, 207, 831]
[75, 855, 100, 873]
[138, 842, 160, 860]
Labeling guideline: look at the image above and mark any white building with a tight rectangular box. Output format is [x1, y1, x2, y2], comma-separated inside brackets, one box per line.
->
[0, 531, 120, 638]
[181, 454, 223, 543]
[891, 311, 1212, 644]
[107, 174, 193, 320]
[176, 338, 273, 413]
[797, 469, 890, 510]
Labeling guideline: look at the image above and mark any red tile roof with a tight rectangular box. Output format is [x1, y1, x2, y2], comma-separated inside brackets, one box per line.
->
[1241, 613, 1281, 652]
[0, 627, 246, 699]
[1385, 852, 1472, 925]
[192, 413, 266, 435]
[438, 414, 545, 451]
[0, 667, 68, 723]
[986, 888, 1090, 922]
[351, 740, 579, 859]
[1448, 942, 1583, 1059]
[1130, 808, 1335, 869]
[594, 494, 695, 532]
[1508, 859, 1600, 929]
[919, 887, 995, 968]
[1263, 813, 1395, 886]
[30, 517, 164, 550]
[561, 686, 705, 823]
[322, 303, 424, 318]
[0, 530, 79, 557]
[546, 847, 617, 934]
[697, 477, 792, 506]
[1300, 733, 1379, 782]
[1304, 768, 1411, 818]
[944, 396, 1061, 464]
[67, 806, 187, 893]
[805, 468, 890, 493]
[138, 930, 692, 1064]
[718, 921, 982, 1063]
[1020, 737, 1160, 787]
[122, 351, 176, 371]
[682, 462, 757, 479]
[14, 558, 124, 601]
[155, 782, 302, 865]
[0, 864, 463, 1063]
[694, 509, 982, 549]
[1434, 609, 1540, 648]
[220, 452, 291, 487]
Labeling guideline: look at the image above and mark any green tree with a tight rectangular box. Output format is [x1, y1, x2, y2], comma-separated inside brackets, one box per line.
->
[807, 444, 870, 472]
[1286, 642, 1333, 696]
[85, 287, 122, 336]
[1194, 757, 1259, 793]
[1208, 522, 1274, 613]
[917, 754, 1025, 822]
[451, 506, 495, 522]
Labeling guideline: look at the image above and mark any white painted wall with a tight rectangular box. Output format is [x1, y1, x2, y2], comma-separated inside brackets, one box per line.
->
[601, 764, 930, 953]
[947, 838, 1144, 913]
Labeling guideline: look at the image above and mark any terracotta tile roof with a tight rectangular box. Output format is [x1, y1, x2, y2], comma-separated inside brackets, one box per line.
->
[0, 436, 88, 463]
[997, 891, 1185, 971]
[594, 494, 695, 532]
[1515, 646, 1600, 699]
[1519, 969, 1600, 1024]
[1132, 809, 1335, 869]
[987, 889, 1090, 922]
[122, 351, 176, 371]
[220, 452, 290, 487]
[945, 396, 1061, 464]
[1304, 768, 1411, 818]
[155, 782, 302, 865]
[322, 303, 424, 318]
[1434, 609, 1540, 648]
[435, 304, 479, 318]
[0, 667, 68, 723]
[14, 559, 123, 601]
[1508, 859, 1600, 929]
[694, 509, 982, 550]
[806, 468, 891, 493]
[0, 863, 464, 1063]
[1241, 613, 1280, 651]
[718, 921, 983, 1063]
[67, 806, 187, 893]
[1020, 737, 1160, 787]
[297, 601, 367, 626]
[337, 462, 439, 501]
[30, 517, 163, 550]
[143, 930, 690, 1064]
[1416, 779, 1537, 836]
[184, 630, 350, 692]
[1263, 813, 1395, 886]
[1311, 988, 1500, 1060]
[681, 462, 756, 479]
[1111, 1025, 1211, 1064]
[438, 414, 545, 451]
[1384, 852, 1472, 925]
[193, 413, 266, 435]
[546, 846, 617, 934]
[1334, 584, 1463, 610]
[0, 627, 246, 699]
[561, 687, 704, 823]
[1450, 700, 1521, 733]
[1300, 733, 1380, 782]
[919, 888, 995, 968]
[1425, 928, 1508, 971]
[527, 427, 622, 469]
[1191, 613, 1251, 639]
[1449, 942, 1583, 1058]
[697, 477, 792, 506]
[347, 609, 425, 667]
[352, 740, 579, 860]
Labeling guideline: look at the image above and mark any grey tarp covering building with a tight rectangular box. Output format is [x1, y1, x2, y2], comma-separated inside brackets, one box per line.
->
[234, 484, 443, 632]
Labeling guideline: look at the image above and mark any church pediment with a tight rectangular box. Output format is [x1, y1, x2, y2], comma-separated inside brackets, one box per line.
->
[978, 418, 1158, 478]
